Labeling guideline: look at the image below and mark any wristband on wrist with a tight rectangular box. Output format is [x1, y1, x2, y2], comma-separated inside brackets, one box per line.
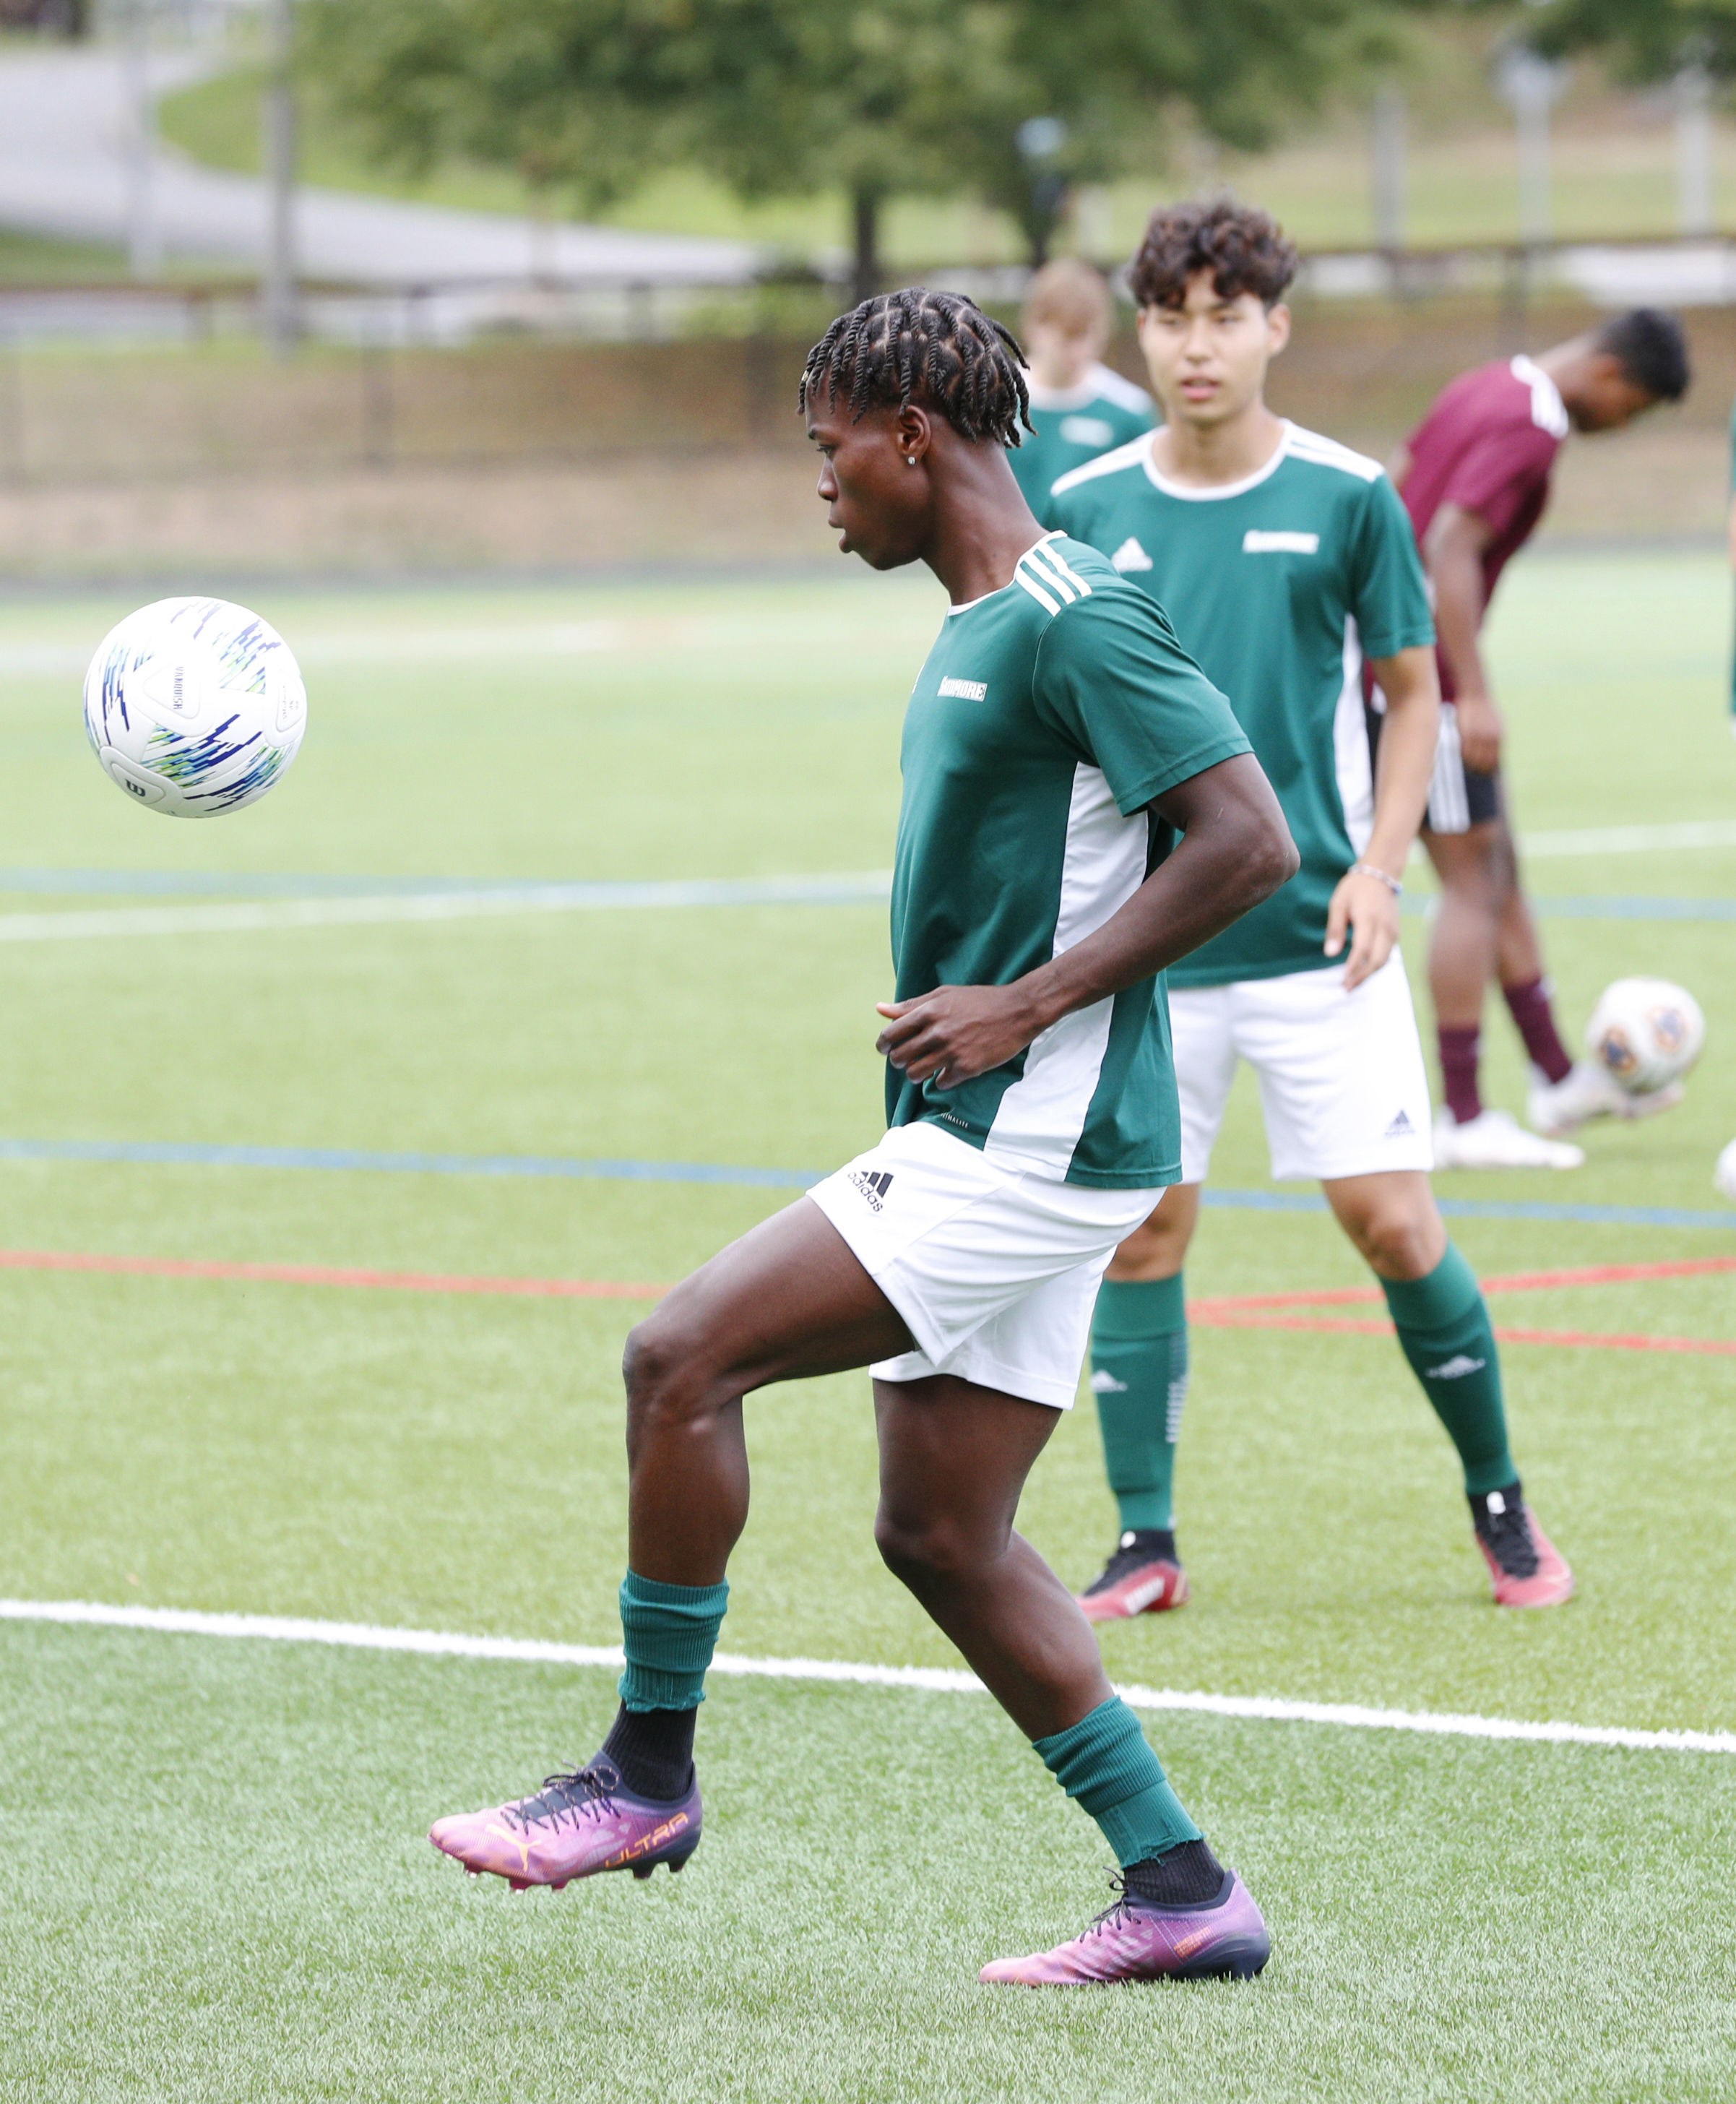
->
[1349, 862, 1403, 897]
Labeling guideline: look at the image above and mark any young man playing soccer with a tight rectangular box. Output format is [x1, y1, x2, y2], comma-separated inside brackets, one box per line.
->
[1045, 199, 1574, 1620]
[430, 289, 1299, 1985]
[1009, 258, 1155, 511]
[1396, 309, 1690, 1168]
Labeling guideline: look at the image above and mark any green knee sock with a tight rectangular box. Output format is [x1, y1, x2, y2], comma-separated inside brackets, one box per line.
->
[1089, 1275, 1188, 1534]
[1034, 1696, 1201, 1866]
[1381, 1243, 1517, 1496]
[618, 1570, 730, 1712]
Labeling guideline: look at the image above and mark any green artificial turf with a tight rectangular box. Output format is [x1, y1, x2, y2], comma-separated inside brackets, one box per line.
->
[0, 554, 1733, 2097]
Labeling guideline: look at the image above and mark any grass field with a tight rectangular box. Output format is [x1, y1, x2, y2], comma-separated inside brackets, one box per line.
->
[1, 553, 1735, 2099]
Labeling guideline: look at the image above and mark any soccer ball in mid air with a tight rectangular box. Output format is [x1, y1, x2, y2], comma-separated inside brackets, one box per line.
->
[1715, 1138, 1736, 1204]
[1584, 978, 1705, 1097]
[83, 597, 306, 818]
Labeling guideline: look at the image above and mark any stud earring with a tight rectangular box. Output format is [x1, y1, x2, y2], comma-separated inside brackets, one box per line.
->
[905, 454, 919, 468]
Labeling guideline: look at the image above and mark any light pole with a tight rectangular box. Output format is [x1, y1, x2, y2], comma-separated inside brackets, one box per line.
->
[1675, 60, 1714, 238]
[122, 0, 160, 280]
[1372, 82, 1406, 254]
[262, 0, 298, 356]
[1495, 46, 1569, 250]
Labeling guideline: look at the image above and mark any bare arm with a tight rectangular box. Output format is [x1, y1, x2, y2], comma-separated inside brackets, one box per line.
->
[876, 751, 1297, 1088]
[1423, 501, 1501, 772]
[1325, 644, 1439, 990]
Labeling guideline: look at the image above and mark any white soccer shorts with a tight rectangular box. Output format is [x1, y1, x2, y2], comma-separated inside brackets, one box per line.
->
[1173, 952, 1435, 1185]
[807, 1118, 1165, 1410]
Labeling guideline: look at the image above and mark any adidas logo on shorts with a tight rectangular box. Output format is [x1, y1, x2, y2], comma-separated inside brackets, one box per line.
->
[1384, 1109, 1415, 1138]
[847, 1168, 894, 1212]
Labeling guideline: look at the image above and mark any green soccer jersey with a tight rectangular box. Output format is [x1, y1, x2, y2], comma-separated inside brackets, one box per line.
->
[1046, 422, 1435, 988]
[1008, 363, 1157, 511]
[890, 533, 1251, 1189]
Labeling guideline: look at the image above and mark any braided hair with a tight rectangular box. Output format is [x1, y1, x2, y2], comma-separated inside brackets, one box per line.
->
[800, 288, 1032, 449]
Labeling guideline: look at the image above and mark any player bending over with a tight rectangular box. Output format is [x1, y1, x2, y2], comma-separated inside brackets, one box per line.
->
[431, 290, 1298, 1986]
[1044, 198, 1575, 1622]
[1009, 258, 1155, 512]
[1396, 309, 1690, 1169]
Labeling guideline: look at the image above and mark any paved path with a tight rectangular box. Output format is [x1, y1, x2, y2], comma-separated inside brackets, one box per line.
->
[0, 46, 761, 287]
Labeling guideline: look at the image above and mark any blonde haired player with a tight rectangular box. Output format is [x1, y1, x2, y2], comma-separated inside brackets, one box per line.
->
[1009, 258, 1154, 510]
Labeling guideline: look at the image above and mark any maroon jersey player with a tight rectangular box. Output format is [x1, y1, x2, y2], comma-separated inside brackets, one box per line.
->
[1389, 311, 1689, 1170]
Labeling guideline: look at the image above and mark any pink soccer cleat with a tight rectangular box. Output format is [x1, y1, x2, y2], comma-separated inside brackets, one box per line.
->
[1077, 1530, 1190, 1622]
[430, 1758, 700, 1889]
[1471, 1485, 1575, 1608]
[980, 1868, 1269, 1986]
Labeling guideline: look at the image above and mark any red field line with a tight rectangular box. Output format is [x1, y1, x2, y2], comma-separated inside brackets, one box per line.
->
[1, 1249, 1729, 1355]
[0, 1249, 667, 1300]
[1191, 1306, 1736, 1357]
[1188, 1252, 1736, 1318]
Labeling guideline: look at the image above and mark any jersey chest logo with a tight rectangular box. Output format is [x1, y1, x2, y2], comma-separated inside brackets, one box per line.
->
[1059, 414, 1115, 447]
[937, 677, 988, 702]
[1109, 537, 1152, 572]
[1242, 530, 1320, 554]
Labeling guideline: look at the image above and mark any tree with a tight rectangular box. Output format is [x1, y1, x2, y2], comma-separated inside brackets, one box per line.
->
[305, 0, 1417, 296]
[1516, 0, 1736, 80]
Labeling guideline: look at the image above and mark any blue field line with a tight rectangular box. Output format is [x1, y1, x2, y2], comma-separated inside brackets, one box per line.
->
[0, 1134, 1731, 1229]
[0, 871, 1732, 920]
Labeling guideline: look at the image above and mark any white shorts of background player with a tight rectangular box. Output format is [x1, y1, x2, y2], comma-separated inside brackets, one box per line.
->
[1174, 950, 1435, 1185]
[809, 1118, 1164, 1410]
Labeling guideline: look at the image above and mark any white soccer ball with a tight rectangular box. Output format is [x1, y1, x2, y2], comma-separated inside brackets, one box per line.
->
[1715, 1139, 1736, 1204]
[82, 597, 306, 818]
[1584, 978, 1705, 1096]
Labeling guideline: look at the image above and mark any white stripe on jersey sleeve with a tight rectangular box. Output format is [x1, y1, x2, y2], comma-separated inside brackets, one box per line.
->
[1035, 540, 1094, 598]
[1019, 546, 1080, 605]
[1048, 434, 1154, 499]
[1025, 543, 1092, 603]
[1014, 569, 1063, 616]
[1285, 426, 1385, 483]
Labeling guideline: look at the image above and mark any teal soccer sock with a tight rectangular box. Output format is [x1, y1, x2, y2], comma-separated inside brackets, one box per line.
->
[618, 1570, 730, 1712]
[1381, 1243, 1517, 1496]
[1034, 1696, 1201, 1866]
[1089, 1275, 1188, 1533]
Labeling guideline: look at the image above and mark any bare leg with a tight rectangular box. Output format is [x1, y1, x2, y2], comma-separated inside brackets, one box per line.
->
[1102, 1182, 1201, 1282]
[1423, 818, 1512, 1032]
[1495, 868, 1549, 992]
[621, 1197, 914, 1587]
[1321, 1169, 1446, 1281]
[873, 1378, 1113, 1740]
[623, 1193, 1115, 1742]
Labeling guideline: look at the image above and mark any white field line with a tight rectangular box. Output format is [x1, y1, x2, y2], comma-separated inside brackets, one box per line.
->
[0, 871, 894, 943]
[4, 1598, 1732, 1759]
[1406, 819, 1736, 863]
[0, 624, 628, 679]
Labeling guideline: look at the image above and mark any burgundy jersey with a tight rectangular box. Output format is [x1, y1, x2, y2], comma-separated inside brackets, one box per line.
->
[1399, 355, 1568, 697]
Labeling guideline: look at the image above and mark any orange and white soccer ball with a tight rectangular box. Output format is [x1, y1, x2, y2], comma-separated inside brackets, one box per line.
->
[1585, 978, 1705, 1097]
[83, 597, 306, 818]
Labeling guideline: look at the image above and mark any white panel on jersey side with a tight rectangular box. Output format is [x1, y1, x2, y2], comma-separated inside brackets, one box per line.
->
[1334, 615, 1374, 856]
[983, 762, 1149, 1178]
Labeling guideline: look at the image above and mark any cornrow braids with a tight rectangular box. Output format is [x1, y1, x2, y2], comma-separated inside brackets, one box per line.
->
[799, 288, 1033, 449]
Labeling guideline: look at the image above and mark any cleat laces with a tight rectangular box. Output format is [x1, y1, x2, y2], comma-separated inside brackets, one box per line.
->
[503, 1763, 618, 1832]
[1474, 1499, 1539, 1580]
[1083, 1538, 1173, 1596]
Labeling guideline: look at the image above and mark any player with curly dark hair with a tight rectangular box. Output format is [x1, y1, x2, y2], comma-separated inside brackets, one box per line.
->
[1045, 197, 1577, 1626]
[431, 286, 1300, 1986]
